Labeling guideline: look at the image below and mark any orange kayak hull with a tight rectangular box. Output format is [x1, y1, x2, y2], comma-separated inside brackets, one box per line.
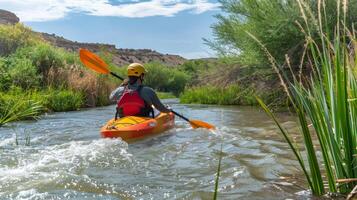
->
[100, 112, 175, 142]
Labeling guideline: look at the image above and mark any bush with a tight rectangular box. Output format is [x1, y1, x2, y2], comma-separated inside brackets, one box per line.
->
[43, 89, 84, 112]
[179, 59, 215, 85]
[143, 63, 170, 90]
[143, 62, 189, 95]
[209, 0, 357, 67]
[12, 43, 66, 83]
[0, 24, 41, 56]
[0, 57, 10, 90]
[7, 57, 41, 89]
[157, 92, 176, 99]
[10, 42, 79, 86]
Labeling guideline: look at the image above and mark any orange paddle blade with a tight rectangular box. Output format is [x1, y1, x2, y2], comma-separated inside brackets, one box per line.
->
[79, 48, 109, 74]
[189, 120, 215, 130]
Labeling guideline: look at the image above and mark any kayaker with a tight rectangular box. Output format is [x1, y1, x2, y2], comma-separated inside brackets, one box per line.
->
[109, 63, 171, 118]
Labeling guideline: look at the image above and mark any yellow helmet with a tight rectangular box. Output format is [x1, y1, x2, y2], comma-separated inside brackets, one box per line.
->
[127, 63, 147, 77]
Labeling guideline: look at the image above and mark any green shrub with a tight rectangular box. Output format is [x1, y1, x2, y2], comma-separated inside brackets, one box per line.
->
[9, 42, 79, 87]
[179, 59, 215, 85]
[157, 92, 176, 99]
[7, 57, 41, 89]
[13, 43, 64, 73]
[166, 70, 189, 95]
[143, 63, 170, 90]
[209, 0, 357, 67]
[0, 24, 41, 56]
[0, 57, 10, 91]
[143, 62, 189, 95]
[44, 89, 84, 112]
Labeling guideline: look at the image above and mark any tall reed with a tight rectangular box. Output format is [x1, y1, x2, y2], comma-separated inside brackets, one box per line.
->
[256, 0, 356, 196]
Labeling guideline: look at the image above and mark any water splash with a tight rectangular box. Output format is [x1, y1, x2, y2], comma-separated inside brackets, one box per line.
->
[0, 139, 132, 199]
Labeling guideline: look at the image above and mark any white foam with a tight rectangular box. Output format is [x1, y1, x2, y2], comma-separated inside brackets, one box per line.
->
[0, 134, 17, 147]
[0, 138, 132, 197]
[12, 189, 48, 200]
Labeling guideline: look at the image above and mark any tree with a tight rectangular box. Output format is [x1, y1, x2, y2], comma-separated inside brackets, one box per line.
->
[209, 0, 357, 67]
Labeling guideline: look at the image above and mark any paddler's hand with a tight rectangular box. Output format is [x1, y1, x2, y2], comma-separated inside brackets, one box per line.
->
[165, 105, 172, 111]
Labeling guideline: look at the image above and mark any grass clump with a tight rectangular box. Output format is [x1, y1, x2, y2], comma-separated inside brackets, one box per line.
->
[180, 84, 286, 106]
[157, 92, 176, 99]
[180, 85, 240, 105]
[0, 87, 84, 126]
[43, 89, 83, 112]
[0, 90, 42, 126]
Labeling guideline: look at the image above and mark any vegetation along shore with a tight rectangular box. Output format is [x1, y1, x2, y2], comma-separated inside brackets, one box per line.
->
[0, 10, 285, 126]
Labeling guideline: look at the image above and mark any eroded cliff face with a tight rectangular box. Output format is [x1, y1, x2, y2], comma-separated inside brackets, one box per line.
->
[41, 33, 186, 66]
[0, 9, 19, 25]
[0, 10, 186, 66]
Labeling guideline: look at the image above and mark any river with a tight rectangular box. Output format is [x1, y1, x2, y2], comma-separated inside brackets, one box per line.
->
[0, 99, 325, 199]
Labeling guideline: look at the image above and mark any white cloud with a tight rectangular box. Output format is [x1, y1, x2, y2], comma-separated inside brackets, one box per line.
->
[0, 0, 220, 22]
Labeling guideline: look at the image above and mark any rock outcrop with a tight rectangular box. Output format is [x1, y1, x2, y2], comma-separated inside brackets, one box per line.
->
[0, 9, 186, 66]
[0, 9, 19, 25]
[41, 33, 186, 66]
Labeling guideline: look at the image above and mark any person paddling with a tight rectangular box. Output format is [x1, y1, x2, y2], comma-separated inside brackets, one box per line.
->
[109, 63, 171, 119]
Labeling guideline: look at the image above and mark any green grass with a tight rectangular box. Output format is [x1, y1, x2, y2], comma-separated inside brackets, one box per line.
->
[255, 0, 357, 195]
[0, 92, 42, 126]
[180, 85, 240, 105]
[180, 84, 286, 106]
[0, 88, 84, 126]
[43, 89, 84, 112]
[157, 92, 176, 99]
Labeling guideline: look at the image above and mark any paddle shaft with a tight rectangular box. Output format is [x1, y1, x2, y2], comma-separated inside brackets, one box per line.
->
[110, 72, 124, 80]
[170, 110, 190, 122]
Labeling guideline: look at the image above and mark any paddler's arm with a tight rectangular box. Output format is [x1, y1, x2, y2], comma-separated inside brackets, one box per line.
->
[109, 86, 125, 101]
[141, 87, 171, 113]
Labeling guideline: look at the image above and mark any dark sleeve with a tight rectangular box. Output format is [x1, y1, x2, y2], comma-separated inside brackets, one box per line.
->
[109, 86, 124, 102]
[141, 87, 171, 113]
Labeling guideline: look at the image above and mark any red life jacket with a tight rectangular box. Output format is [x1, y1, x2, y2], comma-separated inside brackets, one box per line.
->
[116, 86, 146, 117]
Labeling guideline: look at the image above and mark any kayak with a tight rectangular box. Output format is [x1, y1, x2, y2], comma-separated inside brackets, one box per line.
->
[100, 112, 175, 142]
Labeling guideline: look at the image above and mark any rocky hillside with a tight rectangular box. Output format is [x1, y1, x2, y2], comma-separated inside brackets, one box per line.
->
[0, 10, 186, 66]
[41, 33, 186, 66]
[0, 9, 19, 25]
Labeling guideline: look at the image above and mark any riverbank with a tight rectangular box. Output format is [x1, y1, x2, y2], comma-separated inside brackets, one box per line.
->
[0, 23, 288, 127]
[178, 61, 287, 107]
[0, 23, 191, 126]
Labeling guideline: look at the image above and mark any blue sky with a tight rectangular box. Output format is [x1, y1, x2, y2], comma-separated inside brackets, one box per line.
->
[1, 0, 221, 59]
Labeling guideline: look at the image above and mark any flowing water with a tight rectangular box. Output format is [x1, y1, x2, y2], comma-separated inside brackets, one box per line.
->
[0, 100, 327, 199]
